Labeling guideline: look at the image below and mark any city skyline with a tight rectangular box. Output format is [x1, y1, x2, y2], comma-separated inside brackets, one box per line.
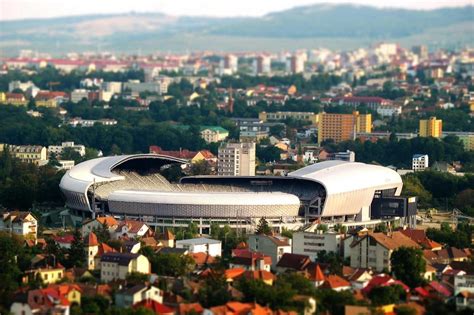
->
[1, 0, 472, 21]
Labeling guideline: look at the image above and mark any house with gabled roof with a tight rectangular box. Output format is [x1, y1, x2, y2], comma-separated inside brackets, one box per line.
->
[350, 232, 420, 272]
[248, 234, 292, 269]
[100, 252, 150, 282]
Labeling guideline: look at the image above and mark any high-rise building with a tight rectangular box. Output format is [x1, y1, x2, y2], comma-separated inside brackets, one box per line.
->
[252, 55, 271, 76]
[218, 142, 256, 176]
[419, 117, 442, 138]
[356, 112, 372, 133]
[286, 55, 304, 74]
[317, 112, 371, 144]
[218, 54, 238, 75]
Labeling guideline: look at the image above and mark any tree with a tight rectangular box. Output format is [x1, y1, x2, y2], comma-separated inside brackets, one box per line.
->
[198, 271, 231, 307]
[67, 228, 86, 268]
[93, 222, 110, 243]
[368, 285, 406, 306]
[0, 232, 23, 310]
[190, 160, 212, 176]
[255, 217, 272, 235]
[390, 247, 426, 288]
[316, 289, 356, 315]
[395, 305, 417, 315]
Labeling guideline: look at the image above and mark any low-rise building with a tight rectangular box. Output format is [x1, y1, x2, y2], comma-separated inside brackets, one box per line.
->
[412, 154, 429, 171]
[0, 211, 38, 240]
[113, 220, 150, 240]
[48, 141, 86, 157]
[248, 234, 292, 269]
[292, 231, 344, 261]
[350, 232, 420, 272]
[200, 126, 229, 143]
[115, 284, 163, 308]
[176, 237, 222, 257]
[100, 253, 150, 282]
[259, 111, 318, 126]
[4, 145, 48, 165]
[24, 266, 65, 285]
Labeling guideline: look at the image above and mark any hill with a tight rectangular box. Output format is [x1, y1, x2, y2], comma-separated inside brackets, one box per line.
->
[0, 4, 472, 55]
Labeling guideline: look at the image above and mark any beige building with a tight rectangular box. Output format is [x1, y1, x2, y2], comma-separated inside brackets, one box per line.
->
[259, 111, 318, 126]
[292, 231, 344, 261]
[218, 142, 256, 176]
[419, 117, 442, 138]
[200, 126, 229, 143]
[25, 266, 65, 285]
[0, 211, 38, 240]
[115, 285, 163, 308]
[100, 252, 150, 282]
[350, 232, 420, 272]
[248, 234, 292, 269]
[2, 145, 48, 165]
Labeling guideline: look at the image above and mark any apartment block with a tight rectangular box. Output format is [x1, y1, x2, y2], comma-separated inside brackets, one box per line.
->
[419, 117, 442, 138]
[412, 154, 429, 171]
[218, 142, 256, 176]
[318, 112, 371, 144]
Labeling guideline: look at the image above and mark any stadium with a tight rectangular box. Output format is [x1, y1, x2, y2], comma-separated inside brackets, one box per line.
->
[60, 154, 415, 232]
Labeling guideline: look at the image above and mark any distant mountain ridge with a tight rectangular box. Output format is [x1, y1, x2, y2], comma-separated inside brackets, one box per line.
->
[0, 4, 472, 55]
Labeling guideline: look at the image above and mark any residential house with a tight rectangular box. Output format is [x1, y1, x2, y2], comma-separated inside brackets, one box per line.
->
[200, 126, 229, 143]
[0, 211, 38, 240]
[24, 266, 65, 285]
[100, 253, 151, 282]
[248, 234, 292, 269]
[156, 229, 175, 248]
[456, 291, 474, 311]
[113, 220, 151, 240]
[229, 249, 272, 271]
[81, 216, 119, 238]
[321, 274, 352, 291]
[275, 253, 312, 274]
[7, 145, 47, 165]
[133, 300, 174, 315]
[35, 91, 68, 108]
[115, 284, 163, 308]
[350, 232, 420, 272]
[2, 92, 28, 106]
[176, 238, 222, 257]
[10, 287, 72, 315]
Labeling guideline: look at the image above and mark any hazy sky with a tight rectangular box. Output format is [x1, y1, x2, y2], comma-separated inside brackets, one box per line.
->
[1, 0, 472, 21]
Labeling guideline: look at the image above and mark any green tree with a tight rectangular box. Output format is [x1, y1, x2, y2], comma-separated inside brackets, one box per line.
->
[368, 285, 406, 306]
[198, 271, 231, 307]
[67, 228, 86, 268]
[93, 222, 110, 243]
[255, 217, 272, 235]
[390, 247, 426, 288]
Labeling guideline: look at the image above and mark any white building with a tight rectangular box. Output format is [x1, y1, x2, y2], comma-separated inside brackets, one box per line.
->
[248, 234, 292, 269]
[286, 54, 305, 74]
[70, 89, 89, 103]
[0, 211, 37, 240]
[101, 81, 123, 94]
[412, 154, 429, 171]
[292, 231, 344, 261]
[8, 80, 37, 92]
[123, 80, 166, 95]
[57, 160, 75, 171]
[100, 253, 150, 282]
[376, 105, 402, 117]
[218, 142, 256, 176]
[454, 272, 474, 295]
[252, 56, 271, 76]
[175, 237, 222, 257]
[115, 285, 163, 308]
[218, 54, 238, 75]
[48, 141, 86, 157]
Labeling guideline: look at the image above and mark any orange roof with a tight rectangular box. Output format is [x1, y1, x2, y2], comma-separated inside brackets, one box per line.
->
[199, 150, 215, 159]
[243, 270, 275, 282]
[322, 274, 351, 289]
[314, 264, 325, 282]
[86, 232, 99, 247]
[225, 268, 246, 280]
[97, 216, 118, 227]
[191, 252, 215, 265]
[352, 232, 420, 250]
[179, 303, 204, 314]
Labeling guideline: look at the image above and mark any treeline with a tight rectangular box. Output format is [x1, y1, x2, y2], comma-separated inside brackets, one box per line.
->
[0, 148, 64, 210]
[220, 73, 342, 92]
[326, 135, 474, 170]
[402, 170, 474, 216]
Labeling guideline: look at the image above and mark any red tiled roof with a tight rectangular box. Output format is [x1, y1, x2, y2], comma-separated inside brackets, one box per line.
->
[133, 300, 174, 314]
[242, 270, 275, 282]
[428, 281, 451, 297]
[54, 234, 75, 244]
[190, 252, 215, 265]
[179, 303, 204, 314]
[149, 145, 197, 159]
[322, 274, 351, 289]
[86, 232, 98, 247]
[276, 253, 311, 271]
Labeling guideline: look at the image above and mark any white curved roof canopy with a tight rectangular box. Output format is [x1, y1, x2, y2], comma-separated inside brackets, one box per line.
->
[288, 160, 403, 217]
[59, 154, 187, 211]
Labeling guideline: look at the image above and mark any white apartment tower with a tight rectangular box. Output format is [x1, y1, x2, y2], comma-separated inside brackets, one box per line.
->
[412, 154, 429, 172]
[218, 142, 256, 176]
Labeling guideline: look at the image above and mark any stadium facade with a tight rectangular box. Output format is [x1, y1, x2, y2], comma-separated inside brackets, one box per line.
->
[60, 154, 416, 232]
